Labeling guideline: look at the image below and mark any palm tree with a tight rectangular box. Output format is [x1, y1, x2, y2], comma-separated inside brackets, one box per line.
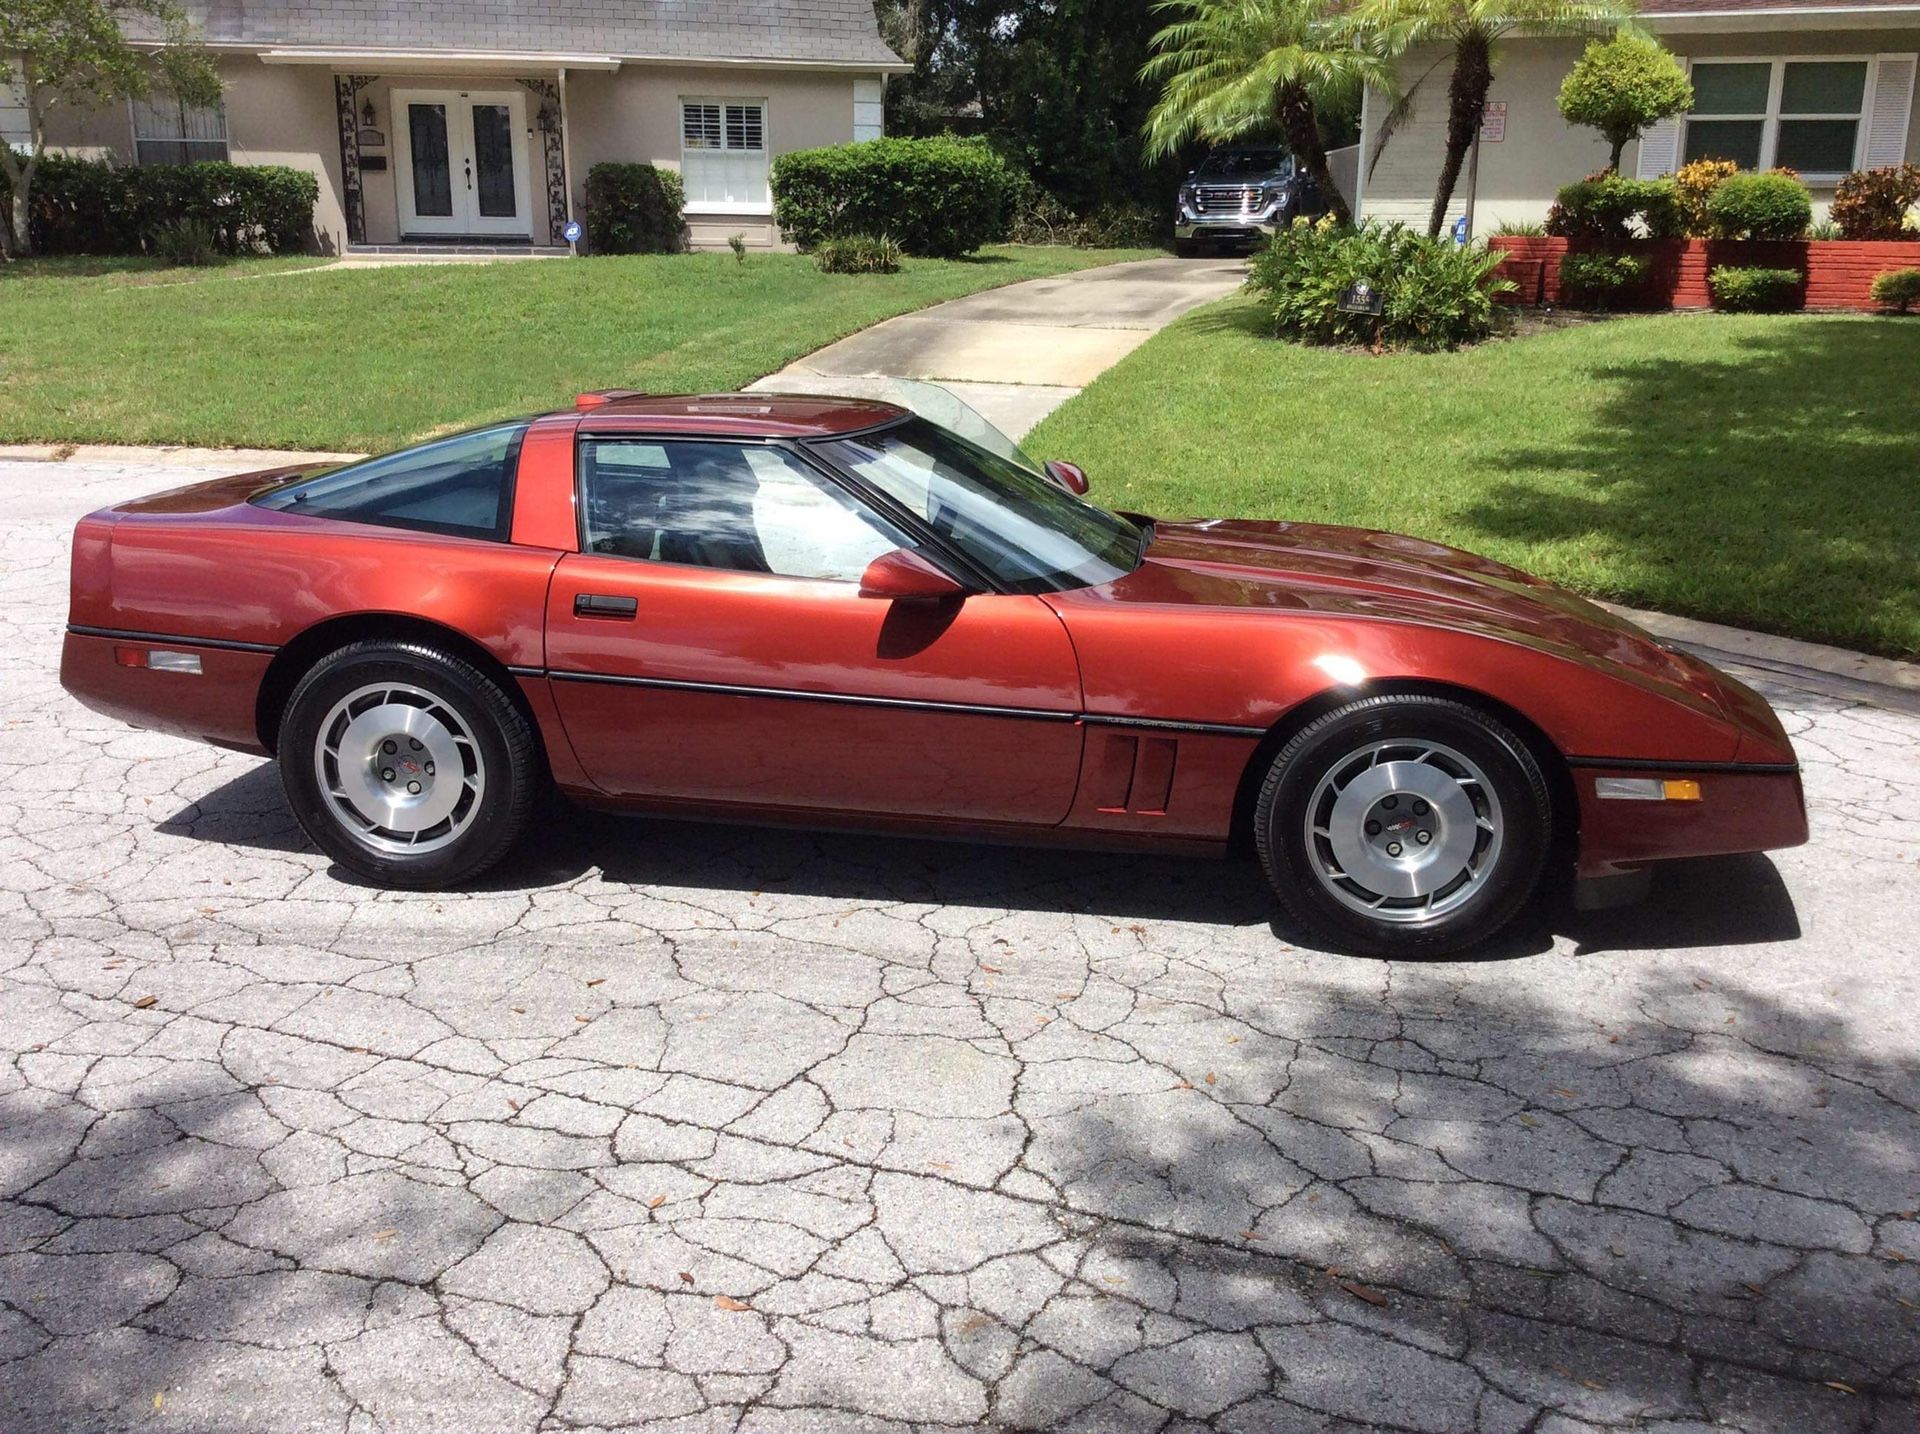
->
[1354, 0, 1628, 237]
[1141, 0, 1389, 227]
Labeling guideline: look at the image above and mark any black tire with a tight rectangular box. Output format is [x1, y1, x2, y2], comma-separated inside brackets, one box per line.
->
[278, 640, 540, 888]
[1174, 238, 1200, 258]
[1254, 695, 1553, 957]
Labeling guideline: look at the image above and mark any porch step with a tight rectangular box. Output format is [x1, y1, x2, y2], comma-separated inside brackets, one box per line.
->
[347, 242, 571, 260]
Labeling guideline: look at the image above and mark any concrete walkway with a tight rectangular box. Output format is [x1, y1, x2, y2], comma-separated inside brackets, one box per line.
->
[748, 254, 1247, 439]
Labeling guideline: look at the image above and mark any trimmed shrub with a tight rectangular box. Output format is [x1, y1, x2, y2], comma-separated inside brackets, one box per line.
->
[1871, 267, 1920, 313]
[1830, 164, 1920, 241]
[1672, 157, 1738, 238]
[1559, 250, 1651, 309]
[0, 156, 318, 255]
[1707, 265, 1803, 313]
[1246, 218, 1513, 351]
[1489, 219, 1546, 237]
[583, 163, 685, 255]
[1545, 174, 1680, 242]
[1556, 33, 1694, 172]
[771, 137, 1014, 258]
[1706, 171, 1812, 240]
[814, 233, 902, 274]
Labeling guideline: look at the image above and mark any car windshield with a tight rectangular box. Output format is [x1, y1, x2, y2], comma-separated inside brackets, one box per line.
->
[817, 417, 1142, 594]
[1199, 150, 1288, 178]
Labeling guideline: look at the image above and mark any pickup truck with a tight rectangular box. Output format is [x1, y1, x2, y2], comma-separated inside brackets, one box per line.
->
[1174, 146, 1331, 256]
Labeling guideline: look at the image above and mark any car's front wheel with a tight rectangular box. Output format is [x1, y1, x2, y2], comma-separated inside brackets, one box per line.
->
[278, 640, 538, 888]
[1254, 695, 1553, 957]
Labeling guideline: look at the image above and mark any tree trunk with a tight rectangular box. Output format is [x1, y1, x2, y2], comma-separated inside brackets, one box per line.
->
[1427, 28, 1493, 239]
[1608, 136, 1626, 173]
[2, 172, 28, 258]
[1275, 82, 1351, 227]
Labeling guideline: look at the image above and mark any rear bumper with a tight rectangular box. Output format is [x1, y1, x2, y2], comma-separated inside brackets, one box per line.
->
[1572, 761, 1808, 879]
[61, 629, 272, 755]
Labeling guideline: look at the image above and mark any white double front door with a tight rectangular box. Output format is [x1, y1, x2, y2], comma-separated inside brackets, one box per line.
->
[392, 88, 533, 239]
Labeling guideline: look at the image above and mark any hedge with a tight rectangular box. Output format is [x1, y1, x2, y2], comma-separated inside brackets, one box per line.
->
[1707, 265, 1804, 313]
[1, 155, 318, 255]
[1545, 174, 1681, 242]
[1706, 172, 1812, 241]
[583, 162, 685, 255]
[770, 137, 1014, 258]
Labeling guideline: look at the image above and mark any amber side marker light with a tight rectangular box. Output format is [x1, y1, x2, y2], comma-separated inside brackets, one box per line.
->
[114, 647, 202, 675]
[1595, 777, 1702, 801]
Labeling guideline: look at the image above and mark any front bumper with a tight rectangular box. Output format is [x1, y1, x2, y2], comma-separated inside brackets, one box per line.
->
[1572, 762, 1808, 879]
[1176, 217, 1281, 242]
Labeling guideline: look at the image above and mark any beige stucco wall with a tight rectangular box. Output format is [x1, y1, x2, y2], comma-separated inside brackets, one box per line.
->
[565, 64, 874, 249]
[35, 57, 875, 253]
[1360, 28, 1920, 237]
[223, 61, 348, 252]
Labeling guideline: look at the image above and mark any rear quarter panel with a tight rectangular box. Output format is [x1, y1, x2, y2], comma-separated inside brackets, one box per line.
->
[65, 503, 562, 754]
[88, 508, 561, 665]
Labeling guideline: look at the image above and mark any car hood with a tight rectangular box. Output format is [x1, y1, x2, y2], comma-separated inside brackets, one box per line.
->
[1095, 518, 1705, 692]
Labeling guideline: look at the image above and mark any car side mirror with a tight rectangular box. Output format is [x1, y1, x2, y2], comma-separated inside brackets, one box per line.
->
[1044, 459, 1090, 496]
[859, 548, 968, 602]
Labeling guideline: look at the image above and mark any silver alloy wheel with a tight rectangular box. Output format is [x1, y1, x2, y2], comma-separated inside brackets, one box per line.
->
[312, 682, 486, 856]
[1303, 738, 1503, 924]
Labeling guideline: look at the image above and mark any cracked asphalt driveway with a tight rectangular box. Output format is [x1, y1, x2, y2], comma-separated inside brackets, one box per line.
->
[4, 458, 1919, 1434]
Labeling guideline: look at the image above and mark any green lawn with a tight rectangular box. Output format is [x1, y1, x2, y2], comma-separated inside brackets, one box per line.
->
[0, 246, 1155, 451]
[1026, 298, 1920, 659]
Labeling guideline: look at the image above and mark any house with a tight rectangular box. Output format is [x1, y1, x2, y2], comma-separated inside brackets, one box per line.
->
[18, 1, 906, 253]
[1356, 0, 1918, 236]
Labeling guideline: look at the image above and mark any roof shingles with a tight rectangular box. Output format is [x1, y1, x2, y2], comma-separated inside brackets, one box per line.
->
[183, 0, 904, 64]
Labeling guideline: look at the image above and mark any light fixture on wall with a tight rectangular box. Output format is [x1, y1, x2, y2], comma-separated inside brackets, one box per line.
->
[356, 93, 386, 152]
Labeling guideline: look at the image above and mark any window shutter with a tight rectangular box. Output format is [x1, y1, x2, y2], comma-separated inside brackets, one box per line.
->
[1637, 115, 1682, 179]
[1863, 54, 1916, 169]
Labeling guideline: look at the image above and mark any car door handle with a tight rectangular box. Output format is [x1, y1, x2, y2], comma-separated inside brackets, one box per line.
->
[574, 593, 637, 619]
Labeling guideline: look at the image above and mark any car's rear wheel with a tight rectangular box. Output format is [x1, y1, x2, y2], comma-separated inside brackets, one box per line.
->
[279, 640, 538, 888]
[1254, 695, 1553, 957]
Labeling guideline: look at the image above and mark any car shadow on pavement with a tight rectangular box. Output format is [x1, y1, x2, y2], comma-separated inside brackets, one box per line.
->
[1029, 970, 1920, 1430]
[157, 762, 1802, 957]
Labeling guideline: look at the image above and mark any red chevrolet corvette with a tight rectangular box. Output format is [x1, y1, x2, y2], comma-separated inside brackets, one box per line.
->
[62, 389, 1806, 955]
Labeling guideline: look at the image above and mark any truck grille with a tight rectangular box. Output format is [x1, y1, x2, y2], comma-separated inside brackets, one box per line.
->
[1192, 185, 1263, 215]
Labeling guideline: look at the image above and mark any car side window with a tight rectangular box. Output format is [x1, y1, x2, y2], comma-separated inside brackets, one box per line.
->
[579, 439, 908, 582]
[252, 423, 526, 541]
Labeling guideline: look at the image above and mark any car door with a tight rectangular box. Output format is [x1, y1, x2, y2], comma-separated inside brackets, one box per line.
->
[544, 434, 1084, 824]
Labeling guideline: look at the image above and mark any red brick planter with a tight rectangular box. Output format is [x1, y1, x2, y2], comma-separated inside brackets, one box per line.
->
[1490, 235, 1920, 312]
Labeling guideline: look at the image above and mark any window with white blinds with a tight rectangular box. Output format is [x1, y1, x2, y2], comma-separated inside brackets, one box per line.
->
[680, 98, 769, 211]
[131, 90, 229, 165]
